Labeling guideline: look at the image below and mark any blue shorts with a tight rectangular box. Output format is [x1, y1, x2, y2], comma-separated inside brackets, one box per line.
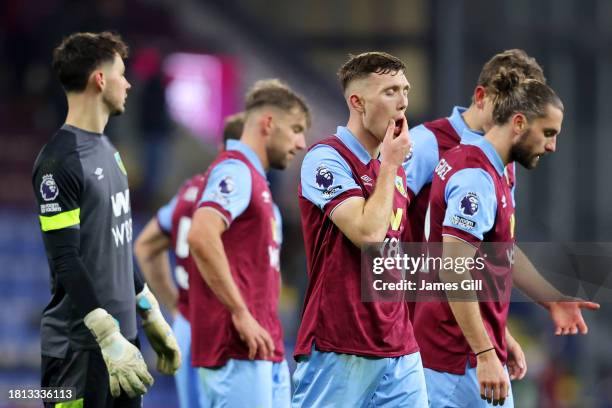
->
[198, 359, 290, 408]
[292, 346, 428, 408]
[173, 313, 207, 408]
[424, 361, 514, 407]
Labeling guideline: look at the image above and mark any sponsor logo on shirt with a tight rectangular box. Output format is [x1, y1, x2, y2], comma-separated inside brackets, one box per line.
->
[94, 167, 104, 180]
[459, 192, 479, 216]
[40, 174, 59, 201]
[451, 215, 476, 230]
[262, 191, 272, 203]
[360, 175, 373, 186]
[40, 203, 62, 214]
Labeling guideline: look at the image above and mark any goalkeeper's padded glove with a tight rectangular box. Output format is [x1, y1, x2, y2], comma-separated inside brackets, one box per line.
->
[83, 308, 154, 398]
[136, 285, 181, 374]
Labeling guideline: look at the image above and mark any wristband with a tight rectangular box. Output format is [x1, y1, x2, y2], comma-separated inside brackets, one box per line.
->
[475, 347, 495, 356]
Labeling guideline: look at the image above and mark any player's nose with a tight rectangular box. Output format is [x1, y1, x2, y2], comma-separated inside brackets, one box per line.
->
[295, 133, 307, 150]
[545, 136, 557, 153]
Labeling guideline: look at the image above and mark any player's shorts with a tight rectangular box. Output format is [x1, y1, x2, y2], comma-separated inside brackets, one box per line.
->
[291, 345, 428, 407]
[197, 358, 290, 407]
[41, 338, 142, 408]
[173, 312, 206, 408]
[424, 361, 514, 407]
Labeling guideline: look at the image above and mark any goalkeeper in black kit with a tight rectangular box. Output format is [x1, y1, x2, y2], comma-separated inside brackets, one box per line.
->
[33, 31, 180, 407]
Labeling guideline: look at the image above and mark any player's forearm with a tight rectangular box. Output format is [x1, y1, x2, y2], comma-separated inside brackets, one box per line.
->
[43, 229, 101, 317]
[189, 234, 249, 315]
[358, 162, 397, 242]
[137, 252, 178, 313]
[513, 245, 564, 308]
[448, 300, 494, 354]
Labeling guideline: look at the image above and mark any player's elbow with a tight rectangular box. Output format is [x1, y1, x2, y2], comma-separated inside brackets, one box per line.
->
[187, 225, 213, 261]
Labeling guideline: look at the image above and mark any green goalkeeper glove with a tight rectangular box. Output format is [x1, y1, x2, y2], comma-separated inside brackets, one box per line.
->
[136, 285, 181, 374]
[83, 308, 154, 398]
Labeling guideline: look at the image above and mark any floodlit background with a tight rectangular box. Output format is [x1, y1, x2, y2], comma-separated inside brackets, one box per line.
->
[1, 0, 611, 407]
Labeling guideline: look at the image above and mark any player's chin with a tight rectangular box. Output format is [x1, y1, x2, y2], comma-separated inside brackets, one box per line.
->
[110, 104, 126, 117]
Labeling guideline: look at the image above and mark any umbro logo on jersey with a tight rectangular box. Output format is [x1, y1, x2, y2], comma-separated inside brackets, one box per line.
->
[361, 175, 373, 186]
[262, 191, 271, 203]
[94, 168, 104, 180]
[501, 194, 507, 208]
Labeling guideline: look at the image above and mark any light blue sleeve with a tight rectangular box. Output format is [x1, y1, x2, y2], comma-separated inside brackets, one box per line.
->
[156, 196, 178, 234]
[442, 168, 497, 241]
[403, 124, 440, 196]
[198, 159, 252, 223]
[273, 204, 283, 246]
[509, 162, 516, 208]
[300, 145, 361, 210]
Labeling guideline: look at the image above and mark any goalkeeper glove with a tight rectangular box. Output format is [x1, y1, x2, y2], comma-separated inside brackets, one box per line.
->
[83, 308, 154, 398]
[136, 285, 181, 374]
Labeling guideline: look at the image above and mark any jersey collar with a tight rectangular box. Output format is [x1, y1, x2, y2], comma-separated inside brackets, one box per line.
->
[226, 139, 266, 177]
[335, 126, 374, 165]
[464, 137, 505, 176]
[448, 106, 484, 144]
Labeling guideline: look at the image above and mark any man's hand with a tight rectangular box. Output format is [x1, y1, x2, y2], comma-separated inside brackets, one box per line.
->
[476, 350, 509, 406]
[231, 309, 275, 360]
[380, 117, 411, 167]
[505, 330, 526, 380]
[547, 300, 600, 335]
[84, 308, 154, 398]
[136, 285, 181, 374]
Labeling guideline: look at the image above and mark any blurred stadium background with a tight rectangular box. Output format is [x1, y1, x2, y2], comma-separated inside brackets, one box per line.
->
[1, 0, 611, 407]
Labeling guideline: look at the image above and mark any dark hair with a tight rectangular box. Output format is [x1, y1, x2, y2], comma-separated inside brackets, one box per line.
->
[337, 52, 406, 91]
[491, 68, 563, 125]
[222, 112, 245, 142]
[245, 79, 311, 127]
[478, 49, 545, 89]
[52, 31, 129, 92]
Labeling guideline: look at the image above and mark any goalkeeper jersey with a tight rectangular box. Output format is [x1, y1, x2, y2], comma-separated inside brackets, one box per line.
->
[33, 124, 136, 358]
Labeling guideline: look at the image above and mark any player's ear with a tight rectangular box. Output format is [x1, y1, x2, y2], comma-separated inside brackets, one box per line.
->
[259, 113, 274, 137]
[348, 93, 365, 113]
[90, 70, 105, 92]
[473, 86, 487, 109]
[511, 113, 527, 136]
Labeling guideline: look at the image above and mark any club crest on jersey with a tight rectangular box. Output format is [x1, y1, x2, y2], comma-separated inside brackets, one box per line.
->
[40, 174, 59, 201]
[459, 192, 479, 216]
[218, 176, 235, 195]
[114, 152, 127, 176]
[395, 175, 407, 197]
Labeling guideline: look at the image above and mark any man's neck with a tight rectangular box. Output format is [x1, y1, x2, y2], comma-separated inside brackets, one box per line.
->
[64, 93, 109, 134]
[484, 127, 512, 166]
[346, 115, 380, 159]
[239, 131, 269, 171]
[461, 105, 485, 133]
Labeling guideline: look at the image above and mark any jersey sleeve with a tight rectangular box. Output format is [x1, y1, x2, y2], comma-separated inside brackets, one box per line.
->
[197, 159, 252, 226]
[273, 204, 283, 246]
[442, 168, 497, 246]
[156, 195, 178, 235]
[403, 124, 439, 199]
[300, 145, 362, 217]
[33, 152, 83, 232]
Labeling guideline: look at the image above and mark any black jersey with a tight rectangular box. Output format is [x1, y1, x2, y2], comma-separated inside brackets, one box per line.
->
[33, 124, 136, 358]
